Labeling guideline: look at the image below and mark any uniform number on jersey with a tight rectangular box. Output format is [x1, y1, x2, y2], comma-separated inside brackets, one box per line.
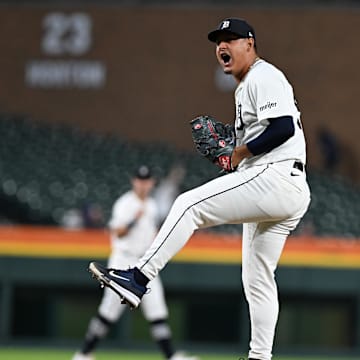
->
[236, 103, 245, 130]
[294, 98, 303, 130]
[297, 118, 303, 130]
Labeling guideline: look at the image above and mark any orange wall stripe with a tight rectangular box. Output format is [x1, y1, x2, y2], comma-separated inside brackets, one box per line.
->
[0, 226, 359, 268]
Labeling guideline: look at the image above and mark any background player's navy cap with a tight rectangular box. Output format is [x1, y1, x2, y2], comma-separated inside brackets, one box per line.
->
[208, 18, 256, 43]
[134, 165, 153, 180]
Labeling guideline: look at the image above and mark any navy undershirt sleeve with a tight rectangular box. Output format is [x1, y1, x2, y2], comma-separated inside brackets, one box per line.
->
[247, 116, 295, 156]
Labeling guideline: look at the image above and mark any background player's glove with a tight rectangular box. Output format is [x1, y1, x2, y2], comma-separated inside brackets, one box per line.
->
[190, 115, 236, 172]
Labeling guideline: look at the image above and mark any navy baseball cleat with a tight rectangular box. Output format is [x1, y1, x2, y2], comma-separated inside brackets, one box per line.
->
[88, 262, 147, 309]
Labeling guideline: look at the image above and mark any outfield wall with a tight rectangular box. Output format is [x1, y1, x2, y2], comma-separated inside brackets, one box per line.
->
[0, 5, 359, 181]
[0, 226, 359, 355]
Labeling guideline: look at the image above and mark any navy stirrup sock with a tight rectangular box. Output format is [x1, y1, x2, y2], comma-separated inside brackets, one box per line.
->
[134, 267, 150, 286]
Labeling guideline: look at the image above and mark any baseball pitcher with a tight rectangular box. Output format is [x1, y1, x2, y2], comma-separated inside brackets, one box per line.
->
[89, 18, 311, 360]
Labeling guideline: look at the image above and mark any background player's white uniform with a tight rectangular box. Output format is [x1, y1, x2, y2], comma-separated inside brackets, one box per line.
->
[75, 166, 199, 360]
[99, 190, 169, 322]
[134, 59, 311, 360]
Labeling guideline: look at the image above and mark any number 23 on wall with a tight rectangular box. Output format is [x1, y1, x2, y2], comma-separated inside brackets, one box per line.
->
[41, 12, 92, 56]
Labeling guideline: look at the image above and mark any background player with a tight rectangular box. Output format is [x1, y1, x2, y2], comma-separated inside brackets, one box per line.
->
[73, 165, 198, 360]
[89, 18, 311, 360]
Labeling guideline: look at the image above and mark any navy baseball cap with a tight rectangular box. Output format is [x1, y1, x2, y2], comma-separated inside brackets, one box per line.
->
[208, 18, 255, 43]
[134, 165, 153, 180]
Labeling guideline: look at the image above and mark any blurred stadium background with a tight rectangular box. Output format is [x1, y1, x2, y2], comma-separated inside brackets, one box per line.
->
[0, 0, 359, 359]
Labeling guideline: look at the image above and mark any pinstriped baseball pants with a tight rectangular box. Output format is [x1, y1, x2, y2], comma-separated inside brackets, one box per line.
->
[137, 160, 310, 360]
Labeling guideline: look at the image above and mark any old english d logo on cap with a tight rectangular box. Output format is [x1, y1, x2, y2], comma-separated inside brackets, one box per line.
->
[221, 20, 231, 29]
[208, 18, 256, 43]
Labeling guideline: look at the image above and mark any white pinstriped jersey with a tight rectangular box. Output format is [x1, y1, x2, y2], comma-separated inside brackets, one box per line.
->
[108, 191, 158, 258]
[234, 59, 306, 168]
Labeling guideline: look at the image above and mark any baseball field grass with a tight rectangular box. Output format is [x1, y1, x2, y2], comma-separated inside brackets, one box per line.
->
[0, 348, 357, 360]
